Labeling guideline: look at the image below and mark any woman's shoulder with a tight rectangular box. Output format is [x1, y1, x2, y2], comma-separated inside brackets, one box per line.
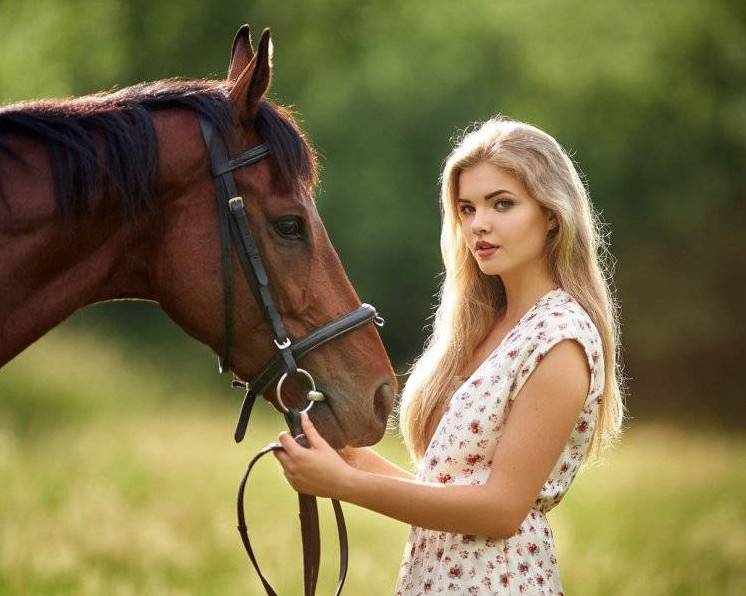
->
[499, 287, 603, 369]
[529, 288, 600, 341]
[518, 288, 604, 377]
[508, 287, 604, 403]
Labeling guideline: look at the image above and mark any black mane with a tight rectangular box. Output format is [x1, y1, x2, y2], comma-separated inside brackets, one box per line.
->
[0, 79, 317, 221]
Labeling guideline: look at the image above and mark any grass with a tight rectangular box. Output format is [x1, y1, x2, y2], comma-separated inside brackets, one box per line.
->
[1, 323, 744, 595]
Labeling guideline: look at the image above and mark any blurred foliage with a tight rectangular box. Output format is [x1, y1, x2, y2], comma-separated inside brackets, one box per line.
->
[1, 2, 744, 420]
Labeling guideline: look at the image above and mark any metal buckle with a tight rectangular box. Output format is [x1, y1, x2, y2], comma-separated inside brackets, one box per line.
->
[228, 196, 244, 211]
[274, 337, 291, 350]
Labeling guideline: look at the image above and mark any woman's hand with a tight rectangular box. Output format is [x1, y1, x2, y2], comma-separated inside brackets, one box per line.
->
[273, 411, 359, 500]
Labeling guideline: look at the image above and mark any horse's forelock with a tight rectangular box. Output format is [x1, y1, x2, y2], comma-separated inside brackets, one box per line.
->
[255, 101, 319, 199]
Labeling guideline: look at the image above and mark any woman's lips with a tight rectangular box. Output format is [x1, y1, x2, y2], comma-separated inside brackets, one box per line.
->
[476, 244, 500, 258]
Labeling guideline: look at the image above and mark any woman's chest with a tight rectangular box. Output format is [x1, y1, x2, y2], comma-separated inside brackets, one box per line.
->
[419, 357, 517, 484]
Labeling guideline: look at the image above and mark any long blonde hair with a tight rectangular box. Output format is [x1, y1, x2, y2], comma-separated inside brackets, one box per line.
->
[397, 116, 627, 465]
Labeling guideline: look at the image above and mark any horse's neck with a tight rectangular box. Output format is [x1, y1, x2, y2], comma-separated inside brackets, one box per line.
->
[0, 140, 152, 366]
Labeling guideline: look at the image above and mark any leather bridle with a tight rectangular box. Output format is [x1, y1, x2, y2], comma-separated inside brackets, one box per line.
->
[199, 114, 383, 595]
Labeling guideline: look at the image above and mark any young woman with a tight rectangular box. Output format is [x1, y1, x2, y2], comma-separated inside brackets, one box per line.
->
[274, 116, 625, 594]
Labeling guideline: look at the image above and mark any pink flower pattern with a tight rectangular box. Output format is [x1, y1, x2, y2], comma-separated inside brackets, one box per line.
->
[394, 288, 605, 595]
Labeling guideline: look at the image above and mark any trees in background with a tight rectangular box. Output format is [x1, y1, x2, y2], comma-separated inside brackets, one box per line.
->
[2, 0, 743, 423]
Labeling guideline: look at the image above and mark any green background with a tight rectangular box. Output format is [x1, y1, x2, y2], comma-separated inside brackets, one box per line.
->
[1, 1, 744, 594]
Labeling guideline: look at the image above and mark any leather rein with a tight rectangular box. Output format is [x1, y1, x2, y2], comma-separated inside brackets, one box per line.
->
[199, 114, 383, 595]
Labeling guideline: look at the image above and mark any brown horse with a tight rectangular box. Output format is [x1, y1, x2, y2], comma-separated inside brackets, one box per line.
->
[0, 26, 396, 449]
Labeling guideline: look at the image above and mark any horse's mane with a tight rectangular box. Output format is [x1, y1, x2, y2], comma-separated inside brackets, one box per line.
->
[0, 79, 318, 221]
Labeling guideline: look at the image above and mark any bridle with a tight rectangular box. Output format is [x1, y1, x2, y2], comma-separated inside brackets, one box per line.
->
[199, 114, 383, 595]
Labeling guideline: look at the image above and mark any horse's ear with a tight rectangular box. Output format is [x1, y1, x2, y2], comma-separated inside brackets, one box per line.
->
[228, 24, 254, 82]
[229, 28, 273, 124]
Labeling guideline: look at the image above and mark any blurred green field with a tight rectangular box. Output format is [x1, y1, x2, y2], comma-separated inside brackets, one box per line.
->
[1, 325, 744, 595]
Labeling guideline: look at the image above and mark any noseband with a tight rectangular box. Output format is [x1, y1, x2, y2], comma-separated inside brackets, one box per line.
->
[199, 114, 383, 595]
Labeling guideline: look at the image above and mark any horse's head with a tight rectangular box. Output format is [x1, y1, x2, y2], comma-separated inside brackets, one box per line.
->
[148, 27, 396, 448]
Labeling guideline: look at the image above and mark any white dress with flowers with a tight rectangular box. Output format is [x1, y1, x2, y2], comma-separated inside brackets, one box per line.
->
[394, 287, 605, 595]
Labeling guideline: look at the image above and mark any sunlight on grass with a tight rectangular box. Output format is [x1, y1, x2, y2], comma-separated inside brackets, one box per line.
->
[551, 425, 746, 596]
[1, 326, 744, 594]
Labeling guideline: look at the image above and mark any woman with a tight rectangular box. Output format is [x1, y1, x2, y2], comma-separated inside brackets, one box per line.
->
[274, 116, 625, 594]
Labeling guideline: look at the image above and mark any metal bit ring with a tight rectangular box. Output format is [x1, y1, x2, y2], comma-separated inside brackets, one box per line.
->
[275, 368, 317, 414]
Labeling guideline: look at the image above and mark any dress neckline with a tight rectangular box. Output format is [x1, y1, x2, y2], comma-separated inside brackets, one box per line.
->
[455, 286, 563, 387]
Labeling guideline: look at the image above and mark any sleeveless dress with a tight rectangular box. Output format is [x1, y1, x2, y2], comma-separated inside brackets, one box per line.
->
[394, 287, 605, 595]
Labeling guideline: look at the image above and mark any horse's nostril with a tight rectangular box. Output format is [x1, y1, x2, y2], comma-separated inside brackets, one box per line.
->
[373, 382, 394, 426]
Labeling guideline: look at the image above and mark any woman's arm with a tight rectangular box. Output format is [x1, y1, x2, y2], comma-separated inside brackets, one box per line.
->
[342, 471, 516, 538]
[275, 339, 589, 538]
[339, 340, 590, 538]
[338, 446, 414, 480]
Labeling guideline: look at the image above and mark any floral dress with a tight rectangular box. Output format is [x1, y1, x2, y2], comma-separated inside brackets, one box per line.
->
[394, 287, 605, 595]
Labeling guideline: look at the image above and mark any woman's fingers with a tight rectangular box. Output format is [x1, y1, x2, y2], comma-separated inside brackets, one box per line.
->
[277, 430, 302, 455]
[300, 411, 325, 447]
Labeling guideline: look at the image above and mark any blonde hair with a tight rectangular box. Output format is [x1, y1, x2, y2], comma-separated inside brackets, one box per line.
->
[397, 116, 627, 466]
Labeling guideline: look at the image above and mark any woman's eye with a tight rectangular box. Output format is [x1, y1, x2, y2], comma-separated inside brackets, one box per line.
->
[495, 199, 513, 210]
[274, 217, 304, 239]
[458, 204, 474, 215]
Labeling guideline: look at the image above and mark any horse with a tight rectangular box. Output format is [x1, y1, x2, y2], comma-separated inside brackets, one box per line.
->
[0, 25, 397, 450]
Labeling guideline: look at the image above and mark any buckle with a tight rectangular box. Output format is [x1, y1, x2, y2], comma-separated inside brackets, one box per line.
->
[274, 337, 291, 350]
[228, 196, 245, 211]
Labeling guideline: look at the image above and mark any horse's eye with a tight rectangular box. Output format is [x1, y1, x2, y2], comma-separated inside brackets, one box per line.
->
[274, 216, 304, 240]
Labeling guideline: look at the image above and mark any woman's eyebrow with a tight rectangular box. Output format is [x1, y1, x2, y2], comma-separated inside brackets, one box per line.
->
[457, 189, 515, 202]
[484, 189, 515, 199]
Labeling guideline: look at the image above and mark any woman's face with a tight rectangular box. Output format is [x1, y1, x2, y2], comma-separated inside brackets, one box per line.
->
[456, 161, 555, 278]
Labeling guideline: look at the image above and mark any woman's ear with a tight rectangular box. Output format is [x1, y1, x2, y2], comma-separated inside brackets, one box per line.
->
[546, 211, 559, 232]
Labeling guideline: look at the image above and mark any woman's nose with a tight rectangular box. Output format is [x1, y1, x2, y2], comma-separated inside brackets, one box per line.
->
[470, 208, 490, 234]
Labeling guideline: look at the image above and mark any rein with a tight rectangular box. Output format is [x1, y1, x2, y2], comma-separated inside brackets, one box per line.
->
[199, 114, 383, 595]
